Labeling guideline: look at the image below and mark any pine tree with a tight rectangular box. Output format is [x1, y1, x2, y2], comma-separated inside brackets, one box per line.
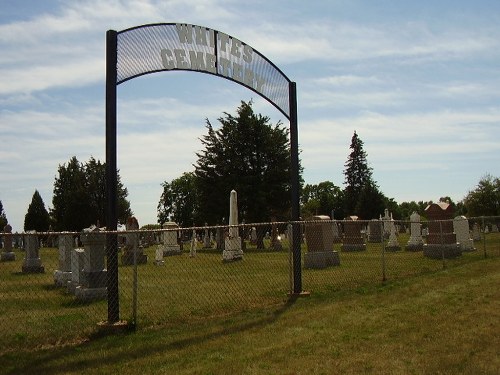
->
[51, 156, 132, 231]
[0, 200, 8, 229]
[24, 190, 51, 232]
[343, 131, 373, 217]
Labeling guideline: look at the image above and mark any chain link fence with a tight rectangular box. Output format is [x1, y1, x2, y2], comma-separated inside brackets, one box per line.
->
[1, 216, 499, 353]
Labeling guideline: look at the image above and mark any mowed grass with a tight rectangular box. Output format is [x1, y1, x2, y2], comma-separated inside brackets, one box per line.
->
[0, 253, 498, 374]
[0, 232, 498, 373]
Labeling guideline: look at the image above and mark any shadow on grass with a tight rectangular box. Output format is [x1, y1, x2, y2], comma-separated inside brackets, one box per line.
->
[3, 298, 297, 375]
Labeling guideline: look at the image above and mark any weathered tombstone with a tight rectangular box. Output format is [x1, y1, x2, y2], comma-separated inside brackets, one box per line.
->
[154, 246, 165, 265]
[54, 232, 73, 286]
[368, 219, 382, 243]
[249, 227, 258, 245]
[270, 221, 283, 251]
[161, 222, 182, 256]
[75, 226, 107, 301]
[1, 223, 15, 261]
[203, 224, 211, 248]
[304, 215, 340, 268]
[492, 224, 499, 233]
[223, 190, 243, 261]
[341, 216, 366, 252]
[22, 231, 45, 273]
[121, 216, 148, 265]
[453, 216, 475, 252]
[472, 222, 481, 242]
[190, 228, 197, 257]
[385, 219, 401, 251]
[332, 220, 341, 243]
[382, 209, 391, 238]
[406, 211, 424, 251]
[423, 203, 461, 259]
[67, 248, 85, 294]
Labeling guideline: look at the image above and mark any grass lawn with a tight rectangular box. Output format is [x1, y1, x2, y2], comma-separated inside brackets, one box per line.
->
[0, 254, 498, 374]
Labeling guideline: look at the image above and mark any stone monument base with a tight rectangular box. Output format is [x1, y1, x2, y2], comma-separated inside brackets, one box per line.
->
[121, 252, 148, 265]
[22, 258, 45, 273]
[423, 244, 462, 259]
[304, 251, 340, 269]
[75, 286, 107, 302]
[162, 245, 182, 256]
[405, 243, 423, 252]
[385, 245, 401, 252]
[54, 270, 72, 287]
[222, 250, 243, 262]
[223, 238, 243, 262]
[341, 243, 366, 252]
[1, 252, 16, 261]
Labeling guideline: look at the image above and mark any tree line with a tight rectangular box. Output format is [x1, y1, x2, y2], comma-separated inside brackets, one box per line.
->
[0, 101, 498, 232]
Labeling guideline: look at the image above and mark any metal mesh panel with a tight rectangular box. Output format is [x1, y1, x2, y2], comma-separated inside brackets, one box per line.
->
[117, 23, 291, 118]
[1, 217, 498, 352]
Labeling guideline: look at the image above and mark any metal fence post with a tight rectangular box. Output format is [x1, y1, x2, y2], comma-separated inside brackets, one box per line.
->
[381, 220, 386, 282]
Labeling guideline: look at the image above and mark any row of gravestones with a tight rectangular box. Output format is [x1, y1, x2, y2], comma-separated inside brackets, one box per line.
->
[302, 203, 485, 269]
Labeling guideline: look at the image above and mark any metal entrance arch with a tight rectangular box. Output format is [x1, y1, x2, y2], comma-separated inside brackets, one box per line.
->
[105, 24, 301, 323]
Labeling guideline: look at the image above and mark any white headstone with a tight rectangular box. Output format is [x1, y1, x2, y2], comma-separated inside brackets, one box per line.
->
[453, 216, 475, 251]
[406, 212, 424, 251]
[223, 189, 243, 261]
[386, 219, 401, 251]
[54, 232, 73, 286]
[161, 222, 181, 256]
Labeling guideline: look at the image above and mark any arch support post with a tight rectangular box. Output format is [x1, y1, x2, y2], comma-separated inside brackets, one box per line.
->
[106, 29, 120, 323]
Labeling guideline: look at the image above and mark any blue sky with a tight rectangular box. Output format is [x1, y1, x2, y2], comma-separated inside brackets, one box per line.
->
[1, 0, 499, 232]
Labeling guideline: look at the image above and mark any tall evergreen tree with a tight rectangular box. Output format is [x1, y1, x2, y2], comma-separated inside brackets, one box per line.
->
[194, 100, 300, 225]
[0, 200, 8, 229]
[24, 190, 51, 232]
[51, 156, 132, 231]
[343, 131, 373, 216]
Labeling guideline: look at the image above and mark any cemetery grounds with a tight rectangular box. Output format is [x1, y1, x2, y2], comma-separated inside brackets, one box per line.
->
[0, 220, 499, 374]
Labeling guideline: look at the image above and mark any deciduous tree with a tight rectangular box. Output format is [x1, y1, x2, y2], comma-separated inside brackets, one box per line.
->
[462, 174, 500, 216]
[158, 172, 198, 227]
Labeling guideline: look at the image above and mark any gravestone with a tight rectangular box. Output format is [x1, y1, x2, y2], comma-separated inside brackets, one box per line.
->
[341, 216, 366, 252]
[154, 246, 165, 265]
[270, 221, 283, 251]
[54, 232, 73, 286]
[22, 231, 45, 273]
[406, 211, 424, 251]
[304, 215, 340, 268]
[332, 220, 341, 243]
[67, 248, 85, 294]
[472, 223, 481, 242]
[1, 223, 16, 261]
[382, 209, 391, 238]
[190, 228, 197, 257]
[385, 219, 401, 251]
[203, 224, 211, 248]
[121, 216, 148, 265]
[249, 227, 258, 245]
[492, 224, 499, 233]
[75, 226, 107, 301]
[423, 202, 461, 259]
[368, 219, 382, 243]
[453, 216, 475, 252]
[161, 222, 182, 256]
[223, 190, 243, 261]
